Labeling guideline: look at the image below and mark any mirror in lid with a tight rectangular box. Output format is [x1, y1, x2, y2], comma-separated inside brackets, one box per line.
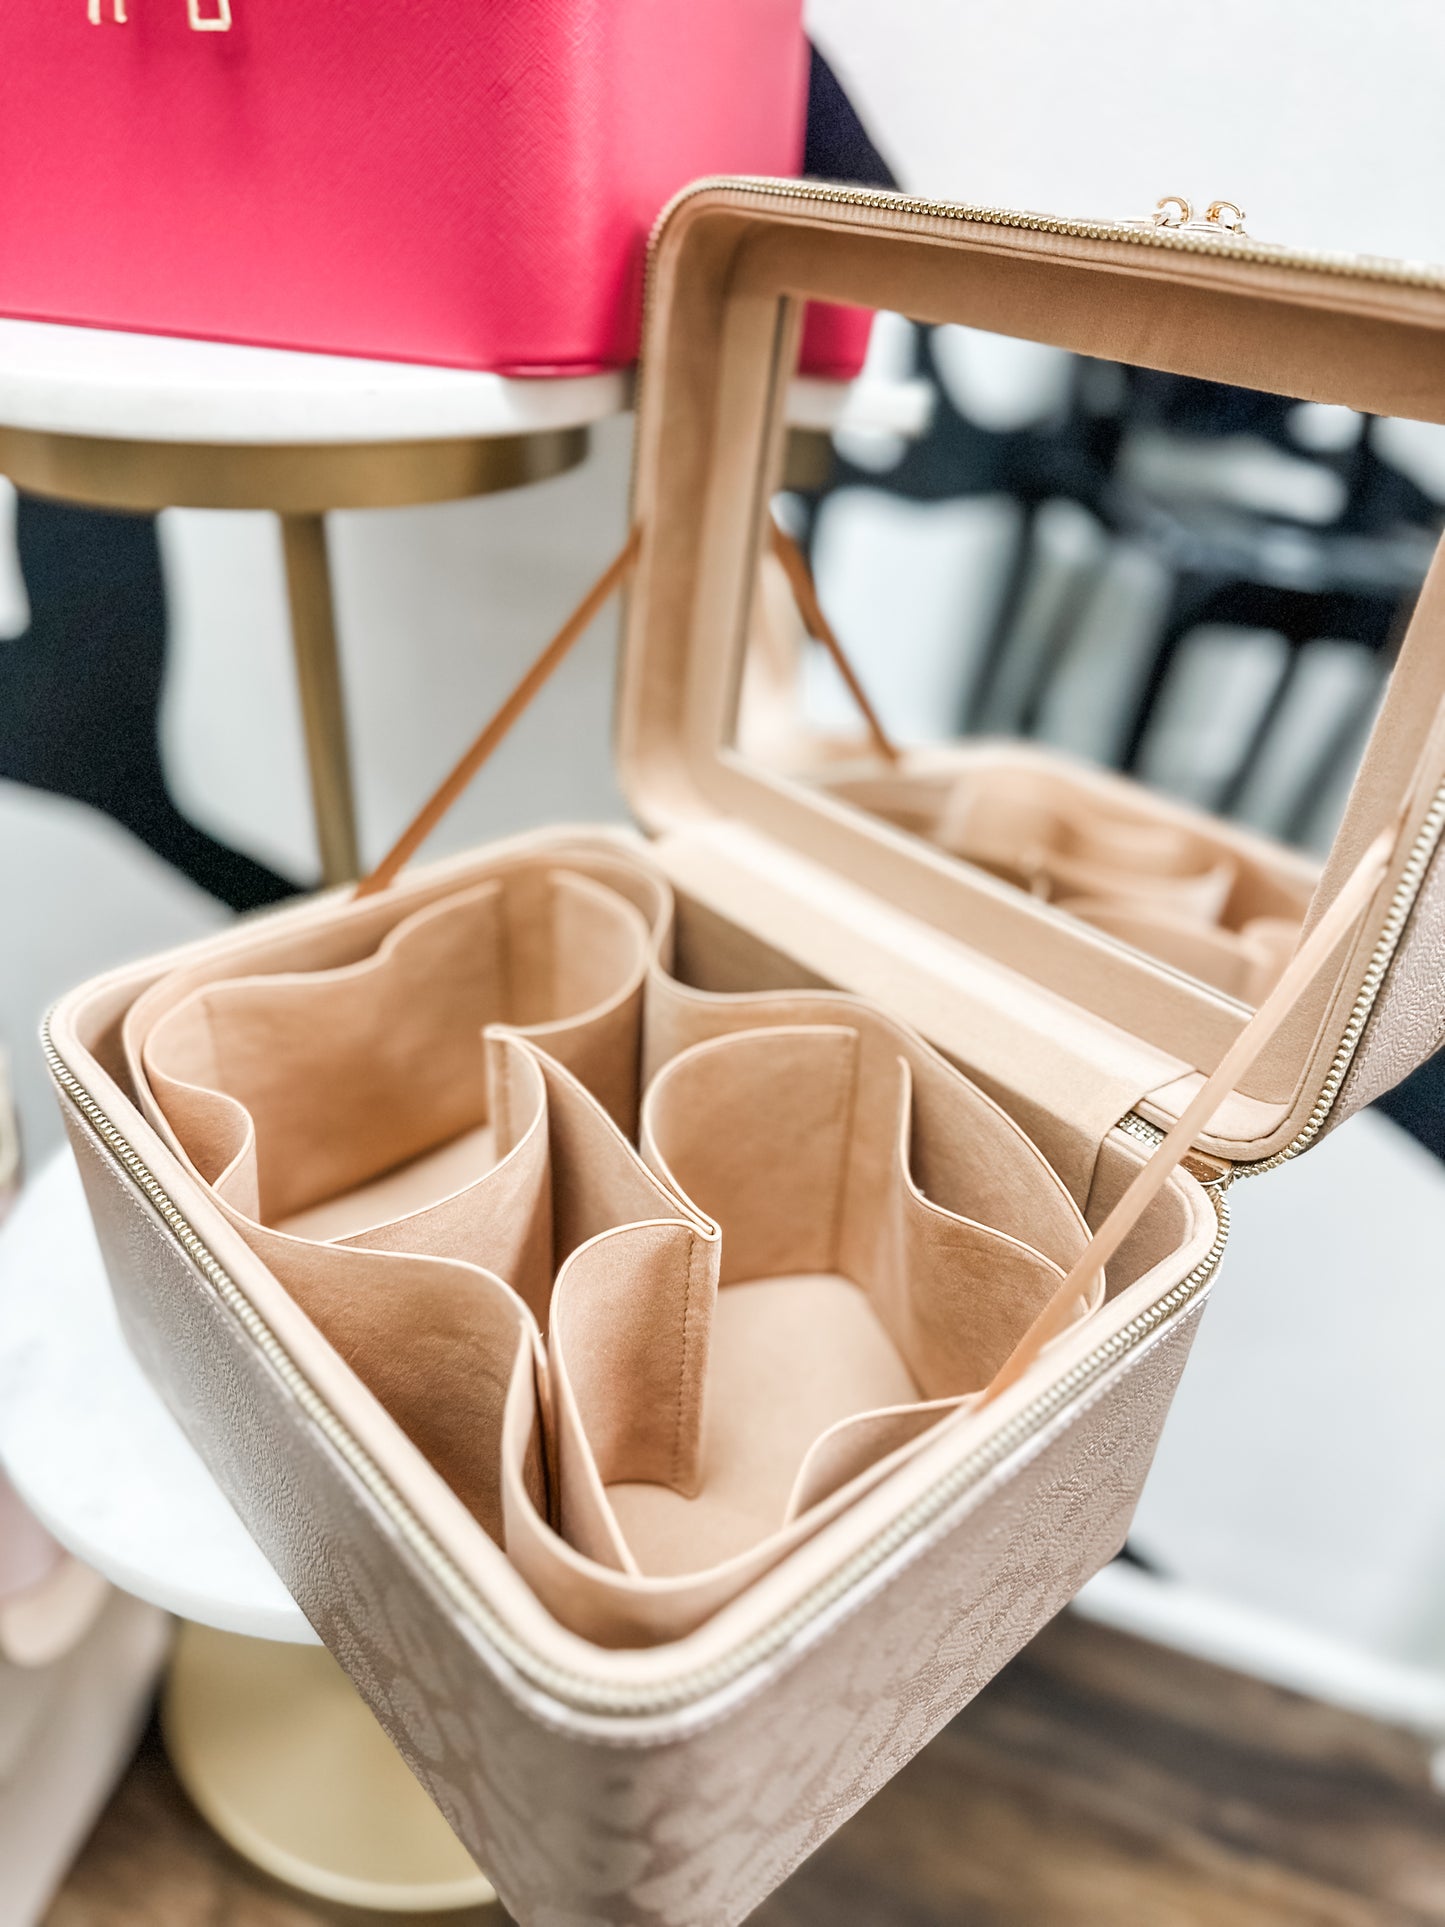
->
[741, 308, 1444, 1012]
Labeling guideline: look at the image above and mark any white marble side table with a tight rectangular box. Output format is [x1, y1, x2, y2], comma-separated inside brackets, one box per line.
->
[0, 318, 628, 887]
[0, 1148, 492, 1913]
[0, 319, 927, 888]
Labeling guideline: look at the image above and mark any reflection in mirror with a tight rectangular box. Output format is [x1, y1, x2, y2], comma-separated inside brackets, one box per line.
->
[741, 312, 1445, 1008]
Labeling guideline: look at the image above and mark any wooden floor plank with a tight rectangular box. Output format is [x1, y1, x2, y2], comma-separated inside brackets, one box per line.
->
[44, 1613, 1445, 1926]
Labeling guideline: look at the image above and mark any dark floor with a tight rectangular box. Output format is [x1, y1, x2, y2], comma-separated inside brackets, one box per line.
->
[44, 1613, 1445, 1927]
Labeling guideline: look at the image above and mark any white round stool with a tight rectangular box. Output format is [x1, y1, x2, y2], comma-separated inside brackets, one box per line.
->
[0, 1147, 494, 1913]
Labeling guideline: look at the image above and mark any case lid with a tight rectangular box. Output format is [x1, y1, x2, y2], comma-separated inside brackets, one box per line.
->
[616, 180, 1445, 1178]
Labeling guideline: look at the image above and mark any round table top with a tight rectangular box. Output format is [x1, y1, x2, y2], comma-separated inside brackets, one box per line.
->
[0, 1148, 313, 1643]
[0, 317, 632, 447]
[786, 371, 935, 439]
[0, 316, 929, 450]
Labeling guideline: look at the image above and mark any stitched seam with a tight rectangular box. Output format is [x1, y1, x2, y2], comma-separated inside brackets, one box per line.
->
[672, 1230, 704, 1489]
[825, 1032, 861, 1273]
[493, 1039, 513, 1152]
[483, 887, 507, 1035]
[67, 1111, 1216, 1746]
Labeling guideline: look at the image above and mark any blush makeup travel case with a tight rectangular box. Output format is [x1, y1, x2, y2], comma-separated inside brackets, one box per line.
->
[44, 182, 1445, 1924]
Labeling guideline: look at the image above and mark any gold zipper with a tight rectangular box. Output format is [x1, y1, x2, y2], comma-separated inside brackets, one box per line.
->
[645, 175, 1445, 291]
[1238, 775, 1445, 1175]
[42, 1021, 1224, 1720]
[1118, 771, 1445, 1178]
[629, 173, 1445, 531]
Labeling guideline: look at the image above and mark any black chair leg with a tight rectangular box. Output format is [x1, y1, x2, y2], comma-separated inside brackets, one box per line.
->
[1118, 573, 1216, 774]
[960, 496, 1039, 732]
[1, 495, 300, 913]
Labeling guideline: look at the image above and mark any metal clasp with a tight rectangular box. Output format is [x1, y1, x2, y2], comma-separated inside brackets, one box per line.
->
[1205, 198, 1247, 234]
[1148, 194, 1249, 240]
[1151, 194, 1193, 229]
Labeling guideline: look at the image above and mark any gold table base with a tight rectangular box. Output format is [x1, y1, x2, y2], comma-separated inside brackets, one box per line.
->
[164, 1622, 495, 1913]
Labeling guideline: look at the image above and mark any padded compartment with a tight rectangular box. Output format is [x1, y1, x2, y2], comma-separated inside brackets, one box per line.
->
[114, 842, 1110, 1646]
[821, 755, 1317, 1003]
[608, 1018, 1091, 1573]
[125, 854, 668, 1237]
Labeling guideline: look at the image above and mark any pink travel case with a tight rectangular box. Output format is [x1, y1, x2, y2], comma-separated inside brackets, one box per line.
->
[3, 0, 862, 376]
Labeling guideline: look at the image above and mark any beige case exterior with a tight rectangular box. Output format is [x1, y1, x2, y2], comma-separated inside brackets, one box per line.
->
[62, 1089, 1203, 1924]
[43, 185, 1445, 1923]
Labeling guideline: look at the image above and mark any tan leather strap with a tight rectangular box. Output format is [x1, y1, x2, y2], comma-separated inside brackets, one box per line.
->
[356, 517, 902, 898]
[768, 520, 900, 766]
[353, 496, 1391, 1403]
[355, 529, 642, 899]
[983, 819, 1400, 1403]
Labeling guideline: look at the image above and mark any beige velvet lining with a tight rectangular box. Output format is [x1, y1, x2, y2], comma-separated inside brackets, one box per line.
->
[123, 844, 1102, 1647]
[615, 184, 1445, 1164]
[49, 824, 1222, 1684]
[608, 1275, 919, 1574]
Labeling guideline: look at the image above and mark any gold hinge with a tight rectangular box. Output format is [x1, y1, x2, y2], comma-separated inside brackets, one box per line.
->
[1144, 194, 1249, 239]
[1182, 1148, 1235, 1191]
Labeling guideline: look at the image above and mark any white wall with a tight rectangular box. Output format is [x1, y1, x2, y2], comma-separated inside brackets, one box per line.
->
[159, 420, 632, 882]
[808, 0, 1445, 261]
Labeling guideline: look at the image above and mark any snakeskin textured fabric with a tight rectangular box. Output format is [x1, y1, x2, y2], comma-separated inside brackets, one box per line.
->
[63, 1111, 1205, 1926]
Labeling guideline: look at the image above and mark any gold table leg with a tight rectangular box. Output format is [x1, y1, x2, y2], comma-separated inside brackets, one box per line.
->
[280, 514, 361, 886]
[0, 422, 592, 891]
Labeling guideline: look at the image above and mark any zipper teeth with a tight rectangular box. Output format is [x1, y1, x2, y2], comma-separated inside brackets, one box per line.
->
[1240, 776, 1445, 1176]
[627, 176, 1444, 530]
[574, 178, 1434, 1702]
[1115, 1111, 1172, 1163]
[43, 1023, 1224, 1720]
[1116, 778, 1445, 1176]
[1116, 1112, 1167, 1150]
[647, 175, 1445, 289]
[1120, 776, 1445, 1177]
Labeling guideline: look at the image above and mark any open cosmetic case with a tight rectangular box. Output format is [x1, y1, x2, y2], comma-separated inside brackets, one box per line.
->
[46, 183, 1445, 1925]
